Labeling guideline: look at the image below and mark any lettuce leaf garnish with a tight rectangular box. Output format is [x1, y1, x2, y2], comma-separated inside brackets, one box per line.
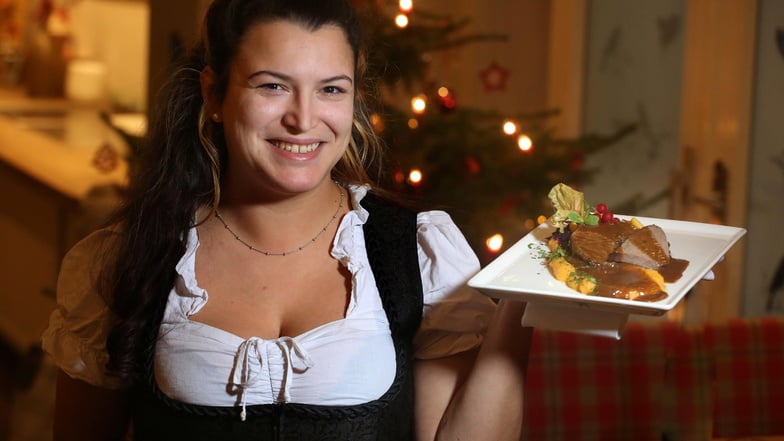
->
[547, 183, 599, 231]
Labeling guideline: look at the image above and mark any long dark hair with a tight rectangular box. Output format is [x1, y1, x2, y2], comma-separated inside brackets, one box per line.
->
[103, 0, 385, 382]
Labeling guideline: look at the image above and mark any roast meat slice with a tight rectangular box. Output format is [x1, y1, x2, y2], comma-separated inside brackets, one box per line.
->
[570, 222, 635, 264]
[613, 225, 671, 269]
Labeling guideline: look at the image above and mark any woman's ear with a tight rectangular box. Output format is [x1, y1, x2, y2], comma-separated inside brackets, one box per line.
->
[200, 66, 221, 122]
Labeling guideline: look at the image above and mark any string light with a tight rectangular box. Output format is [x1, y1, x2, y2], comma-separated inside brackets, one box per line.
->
[486, 234, 504, 253]
[437, 86, 457, 110]
[408, 169, 423, 185]
[502, 120, 518, 135]
[411, 95, 427, 114]
[370, 113, 384, 132]
[537, 215, 548, 225]
[517, 134, 533, 152]
[407, 118, 419, 129]
[464, 157, 481, 175]
[399, 0, 413, 13]
[395, 13, 409, 28]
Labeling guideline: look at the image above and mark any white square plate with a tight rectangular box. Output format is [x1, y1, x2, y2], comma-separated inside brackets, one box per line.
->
[468, 216, 747, 316]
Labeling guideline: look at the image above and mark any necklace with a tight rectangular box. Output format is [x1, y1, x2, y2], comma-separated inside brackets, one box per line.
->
[214, 185, 344, 257]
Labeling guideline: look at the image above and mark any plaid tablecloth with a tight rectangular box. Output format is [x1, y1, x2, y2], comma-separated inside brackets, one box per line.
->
[522, 321, 713, 441]
[662, 322, 713, 441]
[703, 317, 784, 438]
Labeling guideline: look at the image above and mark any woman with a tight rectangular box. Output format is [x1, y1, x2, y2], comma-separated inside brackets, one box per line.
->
[42, 0, 532, 439]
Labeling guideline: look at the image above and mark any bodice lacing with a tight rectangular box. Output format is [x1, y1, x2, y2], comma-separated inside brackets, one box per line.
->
[231, 336, 315, 421]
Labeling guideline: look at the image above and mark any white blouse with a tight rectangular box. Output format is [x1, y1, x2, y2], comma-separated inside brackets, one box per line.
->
[42, 185, 496, 412]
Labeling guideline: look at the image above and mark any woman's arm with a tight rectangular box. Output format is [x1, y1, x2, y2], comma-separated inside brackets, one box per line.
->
[414, 300, 532, 441]
[53, 370, 131, 441]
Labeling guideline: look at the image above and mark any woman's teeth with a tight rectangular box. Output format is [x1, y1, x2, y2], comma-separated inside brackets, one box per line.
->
[274, 141, 320, 153]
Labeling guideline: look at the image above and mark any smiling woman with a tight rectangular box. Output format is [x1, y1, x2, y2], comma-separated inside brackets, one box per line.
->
[40, 1, 532, 440]
[202, 20, 356, 197]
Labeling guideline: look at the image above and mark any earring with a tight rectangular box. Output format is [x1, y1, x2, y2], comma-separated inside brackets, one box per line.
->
[211, 113, 221, 122]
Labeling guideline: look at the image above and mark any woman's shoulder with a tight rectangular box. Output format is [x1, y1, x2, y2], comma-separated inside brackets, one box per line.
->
[355, 185, 440, 222]
[42, 226, 126, 389]
[414, 210, 481, 280]
[57, 227, 121, 293]
[351, 185, 471, 254]
[63, 227, 123, 267]
[415, 209, 458, 228]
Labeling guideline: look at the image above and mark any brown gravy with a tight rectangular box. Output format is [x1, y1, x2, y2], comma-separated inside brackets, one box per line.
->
[567, 258, 670, 302]
[659, 258, 689, 283]
[564, 225, 690, 302]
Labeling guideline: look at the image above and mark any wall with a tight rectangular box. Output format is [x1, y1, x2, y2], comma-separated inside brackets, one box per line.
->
[743, 0, 784, 316]
[0, 161, 62, 354]
[399, 0, 550, 115]
[146, 0, 210, 110]
[581, 0, 686, 217]
[581, 0, 784, 320]
[69, 0, 149, 111]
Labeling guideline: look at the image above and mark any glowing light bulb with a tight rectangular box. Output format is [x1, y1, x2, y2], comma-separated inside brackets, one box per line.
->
[517, 134, 533, 152]
[486, 234, 504, 253]
[370, 113, 384, 132]
[408, 169, 423, 185]
[537, 215, 548, 225]
[411, 95, 426, 114]
[437, 86, 450, 97]
[395, 13, 409, 28]
[399, 0, 413, 13]
[407, 118, 419, 129]
[502, 120, 518, 135]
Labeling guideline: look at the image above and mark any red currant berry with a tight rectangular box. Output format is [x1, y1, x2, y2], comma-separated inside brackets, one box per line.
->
[596, 203, 607, 214]
[601, 211, 614, 223]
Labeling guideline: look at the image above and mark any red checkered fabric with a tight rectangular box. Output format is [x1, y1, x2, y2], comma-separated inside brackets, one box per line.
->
[703, 317, 784, 438]
[522, 321, 707, 441]
[661, 323, 713, 441]
[521, 318, 784, 441]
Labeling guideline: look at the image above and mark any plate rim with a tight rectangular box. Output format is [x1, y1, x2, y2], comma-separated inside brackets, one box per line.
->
[468, 215, 747, 316]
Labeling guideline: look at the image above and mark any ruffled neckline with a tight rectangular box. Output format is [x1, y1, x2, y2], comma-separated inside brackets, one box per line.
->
[174, 184, 374, 317]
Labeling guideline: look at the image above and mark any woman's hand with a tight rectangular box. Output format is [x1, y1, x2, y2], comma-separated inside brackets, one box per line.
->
[414, 300, 532, 441]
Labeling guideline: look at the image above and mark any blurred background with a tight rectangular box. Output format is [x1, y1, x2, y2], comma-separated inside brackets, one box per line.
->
[0, 0, 781, 439]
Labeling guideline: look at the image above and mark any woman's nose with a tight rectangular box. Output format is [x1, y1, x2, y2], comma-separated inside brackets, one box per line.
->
[282, 94, 314, 132]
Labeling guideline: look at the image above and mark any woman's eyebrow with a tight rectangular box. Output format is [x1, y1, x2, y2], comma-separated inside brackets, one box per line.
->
[248, 70, 289, 82]
[321, 74, 354, 85]
[248, 70, 353, 85]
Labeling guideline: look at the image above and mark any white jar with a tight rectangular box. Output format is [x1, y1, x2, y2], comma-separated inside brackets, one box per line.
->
[65, 59, 108, 103]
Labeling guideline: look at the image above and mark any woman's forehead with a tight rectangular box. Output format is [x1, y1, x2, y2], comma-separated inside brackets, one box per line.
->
[231, 20, 354, 74]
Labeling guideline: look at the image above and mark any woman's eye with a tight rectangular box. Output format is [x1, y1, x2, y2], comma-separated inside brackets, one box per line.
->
[258, 83, 284, 91]
[323, 85, 347, 95]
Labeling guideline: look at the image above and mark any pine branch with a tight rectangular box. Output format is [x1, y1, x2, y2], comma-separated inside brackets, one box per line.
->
[356, 1, 640, 259]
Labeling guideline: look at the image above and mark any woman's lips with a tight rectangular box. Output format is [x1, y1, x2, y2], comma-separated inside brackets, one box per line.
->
[272, 141, 321, 153]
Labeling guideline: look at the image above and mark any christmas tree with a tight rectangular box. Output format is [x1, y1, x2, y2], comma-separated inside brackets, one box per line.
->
[355, 1, 636, 263]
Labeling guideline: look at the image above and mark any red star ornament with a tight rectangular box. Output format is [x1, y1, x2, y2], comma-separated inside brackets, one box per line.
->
[92, 142, 119, 174]
[479, 61, 510, 92]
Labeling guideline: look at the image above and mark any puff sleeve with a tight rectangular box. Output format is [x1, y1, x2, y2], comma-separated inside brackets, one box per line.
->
[413, 210, 497, 359]
[40, 229, 126, 389]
